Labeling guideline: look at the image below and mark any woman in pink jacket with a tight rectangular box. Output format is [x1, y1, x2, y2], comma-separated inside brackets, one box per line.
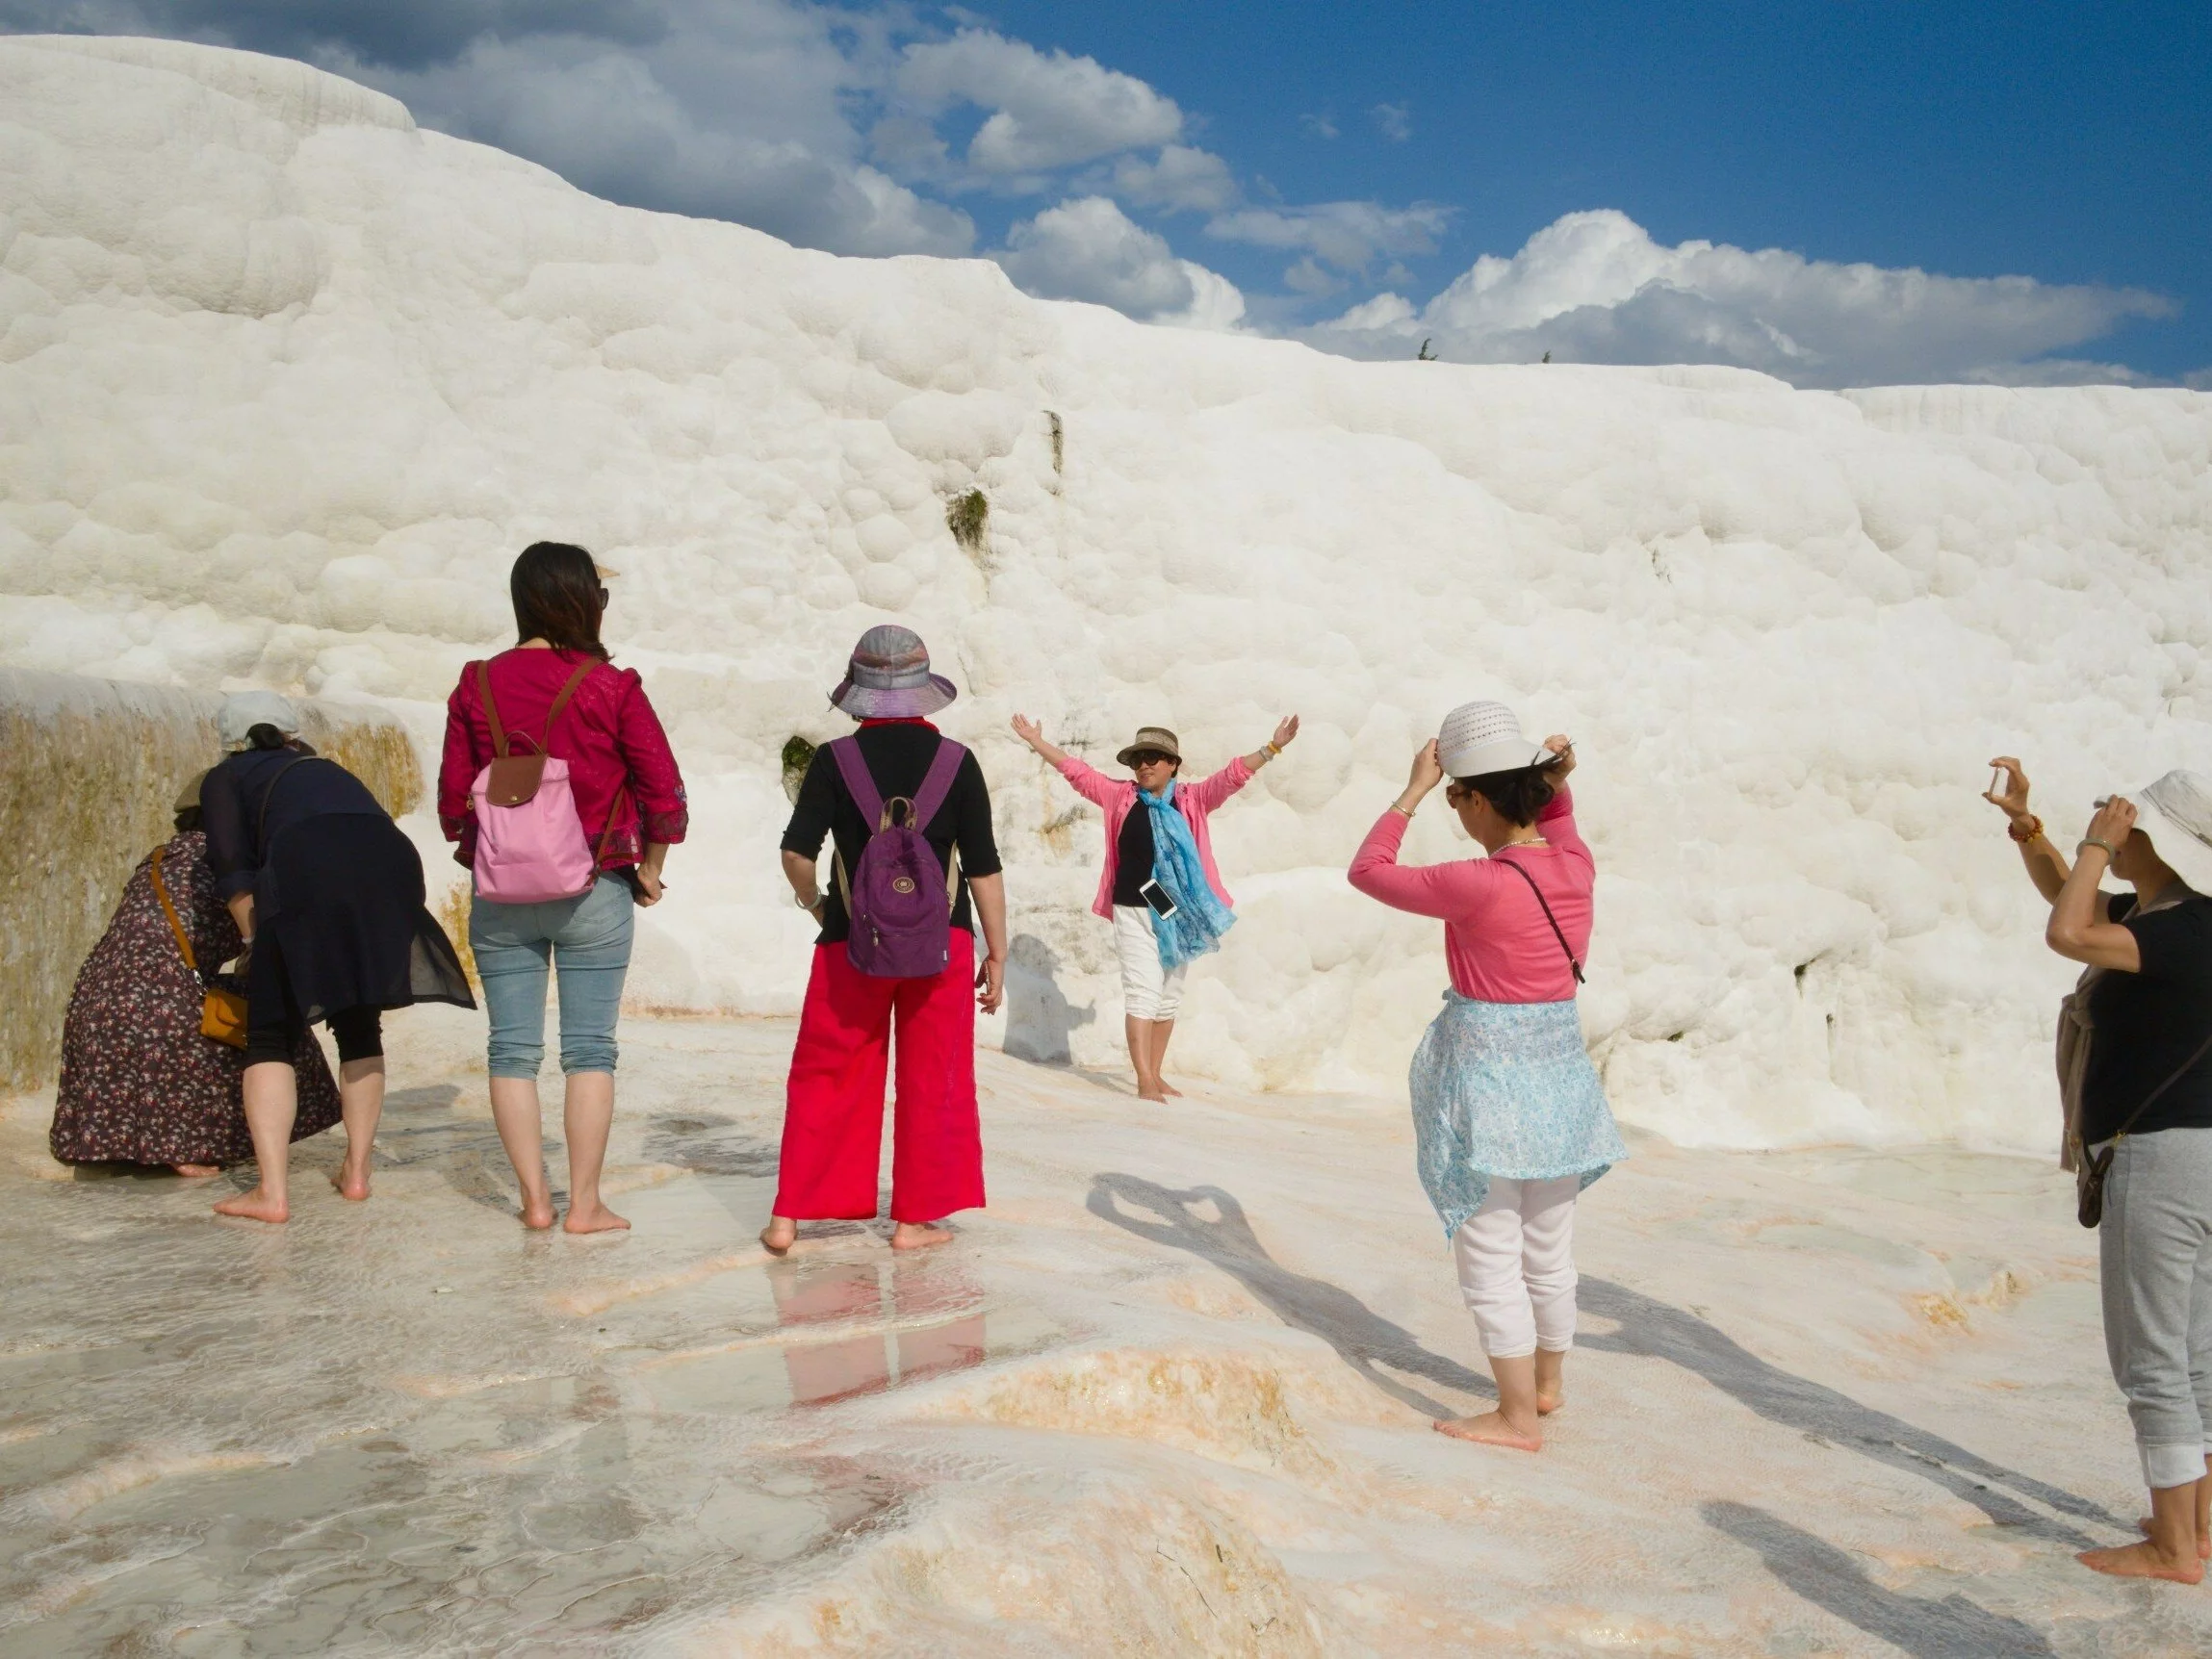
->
[1012, 713, 1298, 1099]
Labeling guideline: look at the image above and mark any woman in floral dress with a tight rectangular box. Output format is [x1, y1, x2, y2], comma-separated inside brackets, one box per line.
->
[49, 773, 340, 1174]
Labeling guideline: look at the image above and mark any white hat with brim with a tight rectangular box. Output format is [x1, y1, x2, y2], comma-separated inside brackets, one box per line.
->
[218, 690, 302, 750]
[1437, 699, 1549, 779]
[2116, 771, 2212, 895]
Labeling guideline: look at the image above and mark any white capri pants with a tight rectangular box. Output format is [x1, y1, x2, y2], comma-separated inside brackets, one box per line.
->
[1453, 1175, 1582, 1358]
[1114, 904, 1188, 1022]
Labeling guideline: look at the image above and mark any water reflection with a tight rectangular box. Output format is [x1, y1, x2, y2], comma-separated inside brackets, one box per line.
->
[764, 1256, 988, 1408]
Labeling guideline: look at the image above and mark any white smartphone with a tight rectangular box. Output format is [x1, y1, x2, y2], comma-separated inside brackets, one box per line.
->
[1138, 878, 1178, 920]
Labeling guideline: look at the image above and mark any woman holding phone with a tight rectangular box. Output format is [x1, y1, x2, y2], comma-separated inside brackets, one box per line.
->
[1012, 714, 1297, 1100]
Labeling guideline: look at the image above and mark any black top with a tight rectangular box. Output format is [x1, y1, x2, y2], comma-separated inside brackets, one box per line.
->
[2082, 892, 2212, 1143]
[202, 744, 387, 903]
[781, 726, 1002, 945]
[1113, 796, 1157, 906]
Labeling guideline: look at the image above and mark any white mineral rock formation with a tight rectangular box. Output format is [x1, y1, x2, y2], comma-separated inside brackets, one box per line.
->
[4, 35, 2210, 1151]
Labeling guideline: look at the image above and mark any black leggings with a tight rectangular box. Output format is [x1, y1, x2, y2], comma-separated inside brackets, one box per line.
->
[244, 1004, 383, 1069]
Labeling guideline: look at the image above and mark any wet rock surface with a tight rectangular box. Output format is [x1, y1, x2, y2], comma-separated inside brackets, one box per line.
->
[3, 1009, 2207, 1654]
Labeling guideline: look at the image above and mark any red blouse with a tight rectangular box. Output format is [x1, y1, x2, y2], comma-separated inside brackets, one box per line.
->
[438, 648, 688, 872]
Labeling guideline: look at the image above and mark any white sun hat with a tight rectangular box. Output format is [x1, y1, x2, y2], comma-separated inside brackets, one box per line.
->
[1437, 700, 1550, 779]
[217, 690, 301, 750]
[2114, 771, 2212, 895]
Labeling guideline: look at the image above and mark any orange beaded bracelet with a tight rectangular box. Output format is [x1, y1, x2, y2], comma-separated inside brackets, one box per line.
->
[2006, 815, 2045, 844]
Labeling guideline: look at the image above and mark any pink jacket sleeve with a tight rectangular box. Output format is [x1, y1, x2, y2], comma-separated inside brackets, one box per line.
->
[437, 667, 486, 846]
[1056, 754, 1130, 809]
[1538, 785, 1590, 876]
[1346, 808, 1501, 920]
[1184, 755, 1253, 813]
[613, 671, 688, 843]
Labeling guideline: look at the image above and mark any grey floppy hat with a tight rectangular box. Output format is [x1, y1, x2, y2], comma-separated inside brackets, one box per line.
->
[829, 625, 957, 719]
[217, 690, 301, 750]
[2114, 771, 2212, 895]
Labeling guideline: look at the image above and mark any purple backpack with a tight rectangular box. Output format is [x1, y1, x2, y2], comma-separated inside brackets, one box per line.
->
[829, 735, 967, 978]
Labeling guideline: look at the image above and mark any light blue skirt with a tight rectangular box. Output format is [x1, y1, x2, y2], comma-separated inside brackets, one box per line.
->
[1409, 993, 1627, 1238]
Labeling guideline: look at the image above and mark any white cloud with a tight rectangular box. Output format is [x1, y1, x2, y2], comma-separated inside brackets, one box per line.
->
[1282, 256, 1345, 297]
[355, 24, 972, 256]
[1299, 111, 1338, 140]
[1105, 143, 1238, 213]
[993, 196, 1242, 327]
[1304, 209, 2174, 388]
[1207, 199, 1452, 274]
[1370, 102, 1411, 142]
[897, 28, 1182, 175]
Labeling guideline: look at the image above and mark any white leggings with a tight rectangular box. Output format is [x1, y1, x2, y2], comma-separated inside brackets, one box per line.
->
[1453, 1176, 1582, 1358]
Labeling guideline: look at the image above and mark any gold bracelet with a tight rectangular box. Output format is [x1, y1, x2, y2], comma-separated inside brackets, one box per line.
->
[1389, 801, 1417, 818]
[1262, 741, 1282, 758]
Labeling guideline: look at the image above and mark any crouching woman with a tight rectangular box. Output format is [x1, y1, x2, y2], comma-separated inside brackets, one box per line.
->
[1348, 701, 1625, 1452]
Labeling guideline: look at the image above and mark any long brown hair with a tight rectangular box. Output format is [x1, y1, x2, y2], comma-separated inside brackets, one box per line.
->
[510, 542, 609, 659]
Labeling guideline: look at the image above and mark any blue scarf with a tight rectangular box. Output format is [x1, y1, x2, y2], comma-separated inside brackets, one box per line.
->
[1139, 780, 1236, 972]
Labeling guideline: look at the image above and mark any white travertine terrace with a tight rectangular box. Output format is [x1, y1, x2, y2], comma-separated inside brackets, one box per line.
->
[4, 35, 2211, 1151]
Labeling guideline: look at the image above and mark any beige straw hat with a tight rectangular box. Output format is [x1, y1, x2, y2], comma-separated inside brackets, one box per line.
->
[1116, 727, 1182, 767]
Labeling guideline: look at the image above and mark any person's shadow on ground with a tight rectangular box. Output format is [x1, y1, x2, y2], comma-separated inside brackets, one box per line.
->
[1704, 1502, 2056, 1658]
[1088, 1171, 2122, 1550]
[1087, 1172, 1493, 1419]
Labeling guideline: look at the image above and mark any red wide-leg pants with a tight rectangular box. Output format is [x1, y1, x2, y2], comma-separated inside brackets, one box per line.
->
[773, 931, 985, 1224]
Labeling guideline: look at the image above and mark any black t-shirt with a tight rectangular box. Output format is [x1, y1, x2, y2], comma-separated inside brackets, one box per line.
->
[1113, 799, 1157, 906]
[780, 725, 1001, 945]
[2081, 892, 2212, 1143]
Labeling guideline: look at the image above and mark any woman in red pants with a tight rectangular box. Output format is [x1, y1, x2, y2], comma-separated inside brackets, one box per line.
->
[764, 626, 1007, 1254]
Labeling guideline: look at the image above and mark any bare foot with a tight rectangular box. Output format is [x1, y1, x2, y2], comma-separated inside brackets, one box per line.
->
[759, 1216, 797, 1256]
[1160, 1082, 1183, 1097]
[519, 1196, 555, 1231]
[1433, 1412, 1541, 1452]
[2077, 1542, 2204, 1583]
[563, 1203, 630, 1235]
[214, 1187, 289, 1224]
[2139, 1518, 2212, 1561]
[1136, 1087, 1168, 1103]
[332, 1165, 372, 1202]
[890, 1222, 954, 1251]
[1536, 1389, 1565, 1417]
[172, 1164, 221, 1179]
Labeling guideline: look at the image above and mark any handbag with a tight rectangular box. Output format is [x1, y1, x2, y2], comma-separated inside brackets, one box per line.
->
[1496, 855, 1585, 983]
[2075, 1025, 2212, 1228]
[149, 846, 248, 1048]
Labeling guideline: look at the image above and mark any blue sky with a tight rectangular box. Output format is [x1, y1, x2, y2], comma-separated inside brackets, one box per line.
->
[6, 0, 2205, 386]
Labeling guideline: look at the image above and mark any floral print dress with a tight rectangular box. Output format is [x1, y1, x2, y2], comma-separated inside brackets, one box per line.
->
[49, 830, 341, 1166]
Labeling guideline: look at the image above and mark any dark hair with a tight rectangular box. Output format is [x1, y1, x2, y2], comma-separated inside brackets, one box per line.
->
[174, 804, 203, 833]
[511, 541, 608, 659]
[1451, 760, 1560, 828]
[245, 723, 291, 751]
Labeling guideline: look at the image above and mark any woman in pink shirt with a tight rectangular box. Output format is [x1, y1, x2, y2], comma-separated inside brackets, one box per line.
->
[1012, 713, 1299, 1100]
[1349, 700, 1625, 1454]
[438, 543, 687, 1234]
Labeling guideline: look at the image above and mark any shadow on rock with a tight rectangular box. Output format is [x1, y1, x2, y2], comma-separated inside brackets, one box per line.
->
[1004, 932, 1095, 1066]
[1581, 1280, 2122, 1546]
[1705, 1501, 2055, 1657]
[1088, 1172, 1492, 1418]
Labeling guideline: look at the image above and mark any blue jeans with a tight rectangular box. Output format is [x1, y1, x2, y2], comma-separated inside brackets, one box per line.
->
[470, 875, 634, 1078]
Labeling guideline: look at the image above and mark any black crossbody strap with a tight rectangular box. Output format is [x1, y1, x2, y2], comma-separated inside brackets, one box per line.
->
[1497, 855, 1584, 984]
[2111, 1026, 2212, 1147]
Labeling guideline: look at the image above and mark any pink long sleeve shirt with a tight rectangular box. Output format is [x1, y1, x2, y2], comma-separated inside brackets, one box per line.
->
[1056, 753, 1253, 921]
[1347, 787, 1592, 1004]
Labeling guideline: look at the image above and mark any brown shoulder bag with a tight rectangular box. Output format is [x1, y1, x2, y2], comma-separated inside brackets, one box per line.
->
[149, 847, 248, 1048]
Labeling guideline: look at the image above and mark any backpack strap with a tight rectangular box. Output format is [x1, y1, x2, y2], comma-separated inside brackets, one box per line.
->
[540, 658, 597, 748]
[1496, 854, 1585, 984]
[476, 660, 511, 756]
[827, 736, 887, 829]
[910, 738, 967, 832]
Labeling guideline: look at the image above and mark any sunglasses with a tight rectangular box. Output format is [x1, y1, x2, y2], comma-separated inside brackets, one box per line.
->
[1128, 751, 1175, 768]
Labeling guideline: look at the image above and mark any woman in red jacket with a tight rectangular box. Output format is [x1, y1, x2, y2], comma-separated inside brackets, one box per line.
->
[438, 543, 687, 1233]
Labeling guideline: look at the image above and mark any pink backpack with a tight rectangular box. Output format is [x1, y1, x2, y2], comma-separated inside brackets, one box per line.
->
[469, 658, 624, 904]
